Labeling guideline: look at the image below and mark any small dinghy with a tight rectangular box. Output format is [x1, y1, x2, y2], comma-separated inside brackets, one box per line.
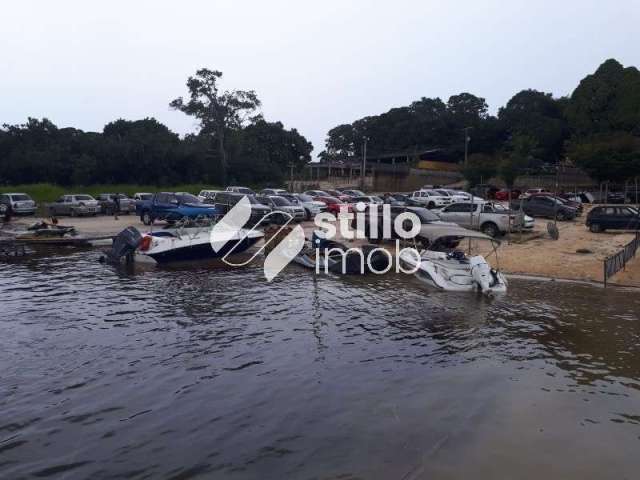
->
[293, 231, 391, 274]
[400, 225, 507, 295]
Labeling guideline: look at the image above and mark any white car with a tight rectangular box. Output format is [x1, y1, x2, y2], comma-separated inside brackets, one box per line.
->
[435, 201, 528, 237]
[225, 186, 255, 195]
[0, 193, 37, 215]
[435, 189, 470, 204]
[133, 192, 153, 201]
[289, 193, 326, 219]
[260, 188, 288, 196]
[410, 189, 452, 209]
[197, 189, 220, 202]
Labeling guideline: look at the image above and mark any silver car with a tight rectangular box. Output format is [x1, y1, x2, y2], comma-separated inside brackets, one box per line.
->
[256, 195, 306, 222]
[287, 193, 326, 219]
[0, 193, 37, 215]
[47, 194, 100, 217]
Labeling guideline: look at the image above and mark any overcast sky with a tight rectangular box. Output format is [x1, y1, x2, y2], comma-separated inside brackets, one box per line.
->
[2, 1, 639, 157]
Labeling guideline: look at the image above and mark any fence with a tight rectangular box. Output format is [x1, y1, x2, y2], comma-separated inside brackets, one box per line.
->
[604, 232, 640, 287]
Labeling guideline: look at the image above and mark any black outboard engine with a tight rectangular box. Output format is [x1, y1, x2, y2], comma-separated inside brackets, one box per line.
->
[103, 227, 143, 264]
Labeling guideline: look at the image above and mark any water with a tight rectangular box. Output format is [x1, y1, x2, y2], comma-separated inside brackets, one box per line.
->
[1, 248, 640, 479]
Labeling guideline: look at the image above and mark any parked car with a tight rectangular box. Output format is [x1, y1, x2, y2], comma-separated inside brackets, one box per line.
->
[353, 205, 456, 244]
[349, 195, 384, 206]
[225, 186, 255, 195]
[559, 192, 595, 204]
[197, 189, 220, 203]
[212, 192, 271, 225]
[47, 194, 100, 217]
[410, 190, 452, 209]
[259, 188, 288, 196]
[494, 189, 522, 201]
[136, 192, 217, 225]
[341, 189, 366, 198]
[435, 189, 470, 204]
[287, 193, 326, 219]
[436, 201, 526, 237]
[384, 193, 422, 207]
[586, 206, 640, 233]
[97, 193, 136, 215]
[510, 195, 577, 220]
[314, 196, 352, 215]
[133, 192, 153, 201]
[519, 188, 551, 199]
[0, 193, 37, 215]
[528, 193, 583, 215]
[256, 195, 306, 223]
[303, 190, 330, 198]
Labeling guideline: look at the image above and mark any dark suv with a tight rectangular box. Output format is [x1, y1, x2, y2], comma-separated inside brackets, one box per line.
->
[212, 192, 271, 226]
[586, 206, 640, 233]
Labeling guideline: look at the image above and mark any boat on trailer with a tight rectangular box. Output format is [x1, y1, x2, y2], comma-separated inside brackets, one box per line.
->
[400, 225, 507, 294]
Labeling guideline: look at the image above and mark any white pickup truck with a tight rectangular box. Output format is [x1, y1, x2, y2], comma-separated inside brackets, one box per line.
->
[435, 201, 529, 237]
[410, 189, 452, 209]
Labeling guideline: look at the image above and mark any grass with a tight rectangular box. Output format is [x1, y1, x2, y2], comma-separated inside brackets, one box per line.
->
[0, 183, 222, 203]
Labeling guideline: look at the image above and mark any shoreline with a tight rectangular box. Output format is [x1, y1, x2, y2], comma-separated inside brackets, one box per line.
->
[4, 212, 640, 288]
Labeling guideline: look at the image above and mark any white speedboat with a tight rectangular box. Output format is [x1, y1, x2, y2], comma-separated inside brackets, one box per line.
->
[105, 224, 263, 264]
[400, 225, 507, 294]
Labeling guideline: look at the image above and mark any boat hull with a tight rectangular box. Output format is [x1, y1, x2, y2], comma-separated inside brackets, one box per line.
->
[144, 236, 261, 263]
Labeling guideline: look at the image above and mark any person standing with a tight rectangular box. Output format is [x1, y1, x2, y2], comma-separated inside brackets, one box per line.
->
[113, 194, 120, 220]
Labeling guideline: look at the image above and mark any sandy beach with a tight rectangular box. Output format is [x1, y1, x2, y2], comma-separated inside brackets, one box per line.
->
[4, 210, 640, 287]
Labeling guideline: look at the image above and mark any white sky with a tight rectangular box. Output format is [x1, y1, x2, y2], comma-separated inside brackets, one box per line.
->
[2, 1, 639, 157]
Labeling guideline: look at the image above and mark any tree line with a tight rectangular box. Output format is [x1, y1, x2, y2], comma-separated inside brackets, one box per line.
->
[1, 59, 639, 188]
[320, 58, 640, 188]
[0, 69, 312, 187]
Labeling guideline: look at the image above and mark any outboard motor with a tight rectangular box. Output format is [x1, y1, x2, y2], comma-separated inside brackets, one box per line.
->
[103, 227, 143, 264]
[469, 256, 493, 293]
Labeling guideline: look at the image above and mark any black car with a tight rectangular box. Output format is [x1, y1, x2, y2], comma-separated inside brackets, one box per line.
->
[510, 196, 577, 221]
[586, 206, 640, 233]
[212, 192, 271, 225]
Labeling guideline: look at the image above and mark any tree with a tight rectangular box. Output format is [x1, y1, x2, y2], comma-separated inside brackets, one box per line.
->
[462, 153, 498, 187]
[498, 89, 569, 163]
[569, 132, 640, 184]
[170, 68, 261, 182]
[500, 135, 538, 189]
[565, 59, 640, 137]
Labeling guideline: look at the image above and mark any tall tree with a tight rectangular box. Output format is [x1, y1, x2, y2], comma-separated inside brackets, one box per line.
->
[170, 68, 261, 182]
[498, 89, 569, 162]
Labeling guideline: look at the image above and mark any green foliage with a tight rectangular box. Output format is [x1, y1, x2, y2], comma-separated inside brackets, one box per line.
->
[565, 59, 640, 136]
[499, 135, 538, 188]
[170, 68, 261, 182]
[498, 89, 568, 163]
[0, 183, 223, 203]
[462, 153, 498, 187]
[568, 132, 640, 183]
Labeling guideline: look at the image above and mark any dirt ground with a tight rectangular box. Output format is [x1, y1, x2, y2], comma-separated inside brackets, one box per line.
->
[4, 210, 640, 287]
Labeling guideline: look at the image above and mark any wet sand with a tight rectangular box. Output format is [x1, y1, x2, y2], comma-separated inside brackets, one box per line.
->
[5, 211, 640, 286]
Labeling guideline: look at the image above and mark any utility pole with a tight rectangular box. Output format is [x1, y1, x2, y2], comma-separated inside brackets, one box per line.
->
[360, 137, 368, 191]
[288, 162, 294, 192]
[463, 127, 472, 167]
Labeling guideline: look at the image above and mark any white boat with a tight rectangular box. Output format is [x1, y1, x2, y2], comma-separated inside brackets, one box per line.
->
[105, 224, 263, 264]
[400, 225, 507, 294]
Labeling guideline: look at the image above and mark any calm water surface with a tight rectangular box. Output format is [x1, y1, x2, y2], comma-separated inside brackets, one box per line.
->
[1, 248, 640, 479]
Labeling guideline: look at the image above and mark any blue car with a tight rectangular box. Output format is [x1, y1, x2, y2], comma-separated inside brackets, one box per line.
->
[137, 192, 219, 225]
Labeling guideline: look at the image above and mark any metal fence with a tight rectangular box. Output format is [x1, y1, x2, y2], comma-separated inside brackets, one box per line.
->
[604, 232, 640, 287]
